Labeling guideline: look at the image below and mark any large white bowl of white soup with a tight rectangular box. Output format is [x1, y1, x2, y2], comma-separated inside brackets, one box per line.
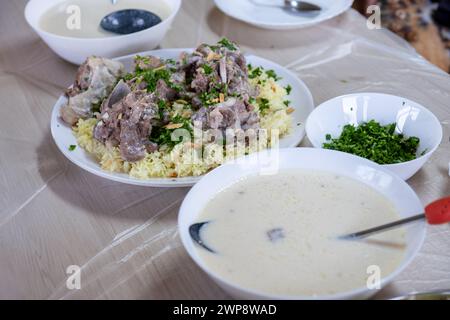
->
[24, 0, 181, 64]
[178, 148, 426, 300]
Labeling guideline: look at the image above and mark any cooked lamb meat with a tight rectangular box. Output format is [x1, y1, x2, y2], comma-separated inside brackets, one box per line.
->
[61, 57, 124, 125]
[136, 55, 163, 70]
[145, 141, 159, 153]
[66, 62, 90, 97]
[156, 79, 177, 101]
[191, 72, 209, 92]
[208, 105, 237, 129]
[191, 97, 259, 133]
[100, 80, 131, 113]
[170, 70, 185, 86]
[195, 44, 213, 57]
[180, 39, 256, 106]
[93, 98, 124, 147]
[119, 119, 147, 162]
[94, 90, 160, 162]
[191, 107, 209, 129]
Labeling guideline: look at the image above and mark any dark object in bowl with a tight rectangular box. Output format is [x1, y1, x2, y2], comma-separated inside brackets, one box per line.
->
[101, 9, 162, 35]
[433, 0, 450, 28]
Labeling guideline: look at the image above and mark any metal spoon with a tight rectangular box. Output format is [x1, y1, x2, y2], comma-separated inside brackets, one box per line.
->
[100, 9, 162, 35]
[189, 222, 215, 253]
[190, 196, 450, 251]
[339, 196, 450, 240]
[250, 0, 321, 12]
[284, 0, 321, 12]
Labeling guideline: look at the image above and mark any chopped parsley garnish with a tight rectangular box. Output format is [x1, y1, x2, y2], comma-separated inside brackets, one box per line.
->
[218, 38, 237, 51]
[200, 83, 228, 106]
[202, 64, 213, 75]
[158, 100, 168, 109]
[285, 85, 292, 95]
[68, 145, 76, 151]
[258, 98, 270, 114]
[266, 69, 281, 80]
[150, 115, 193, 149]
[283, 100, 291, 107]
[323, 120, 422, 164]
[124, 56, 180, 92]
[143, 69, 170, 92]
[249, 66, 263, 79]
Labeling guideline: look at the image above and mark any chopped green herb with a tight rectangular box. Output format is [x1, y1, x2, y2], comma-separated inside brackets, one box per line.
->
[266, 69, 281, 81]
[258, 98, 270, 114]
[124, 56, 180, 93]
[283, 100, 291, 107]
[285, 85, 292, 95]
[200, 83, 228, 106]
[218, 38, 237, 51]
[150, 115, 193, 149]
[323, 120, 421, 164]
[158, 100, 168, 109]
[69, 145, 76, 151]
[202, 64, 213, 75]
[249, 66, 263, 79]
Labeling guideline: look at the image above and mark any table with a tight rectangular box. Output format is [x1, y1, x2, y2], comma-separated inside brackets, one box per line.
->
[0, 0, 449, 299]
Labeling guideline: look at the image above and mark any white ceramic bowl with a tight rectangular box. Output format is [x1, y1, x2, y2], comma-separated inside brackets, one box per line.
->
[305, 93, 443, 180]
[178, 148, 426, 300]
[24, 0, 181, 65]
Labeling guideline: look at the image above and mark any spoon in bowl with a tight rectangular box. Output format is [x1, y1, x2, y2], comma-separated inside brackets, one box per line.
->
[189, 222, 215, 253]
[101, 0, 162, 35]
[339, 196, 450, 240]
[100, 9, 162, 35]
[284, 0, 321, 12]
[189, 196, 450, 252]
[250, 0, 321, 12]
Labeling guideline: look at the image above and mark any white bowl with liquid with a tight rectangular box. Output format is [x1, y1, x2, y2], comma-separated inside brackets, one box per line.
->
[178, 148, 426, 300]
[24, 0, 181, 64]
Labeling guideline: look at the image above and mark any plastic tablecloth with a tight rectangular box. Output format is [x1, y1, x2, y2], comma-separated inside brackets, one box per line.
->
[0, 0, 449, 299]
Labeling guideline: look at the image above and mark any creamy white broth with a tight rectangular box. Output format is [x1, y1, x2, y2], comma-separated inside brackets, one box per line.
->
[196, 170, 406, 297]
[39, 0, 172, 38]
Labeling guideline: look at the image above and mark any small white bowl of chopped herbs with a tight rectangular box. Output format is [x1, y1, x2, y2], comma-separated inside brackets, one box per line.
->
[305, 93, 443, 180]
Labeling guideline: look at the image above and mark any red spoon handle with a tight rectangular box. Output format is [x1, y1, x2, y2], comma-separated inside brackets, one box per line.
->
[425, 196, 450, 225]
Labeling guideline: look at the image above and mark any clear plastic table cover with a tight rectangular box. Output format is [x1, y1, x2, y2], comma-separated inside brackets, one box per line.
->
[0, 1, 449, 299]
